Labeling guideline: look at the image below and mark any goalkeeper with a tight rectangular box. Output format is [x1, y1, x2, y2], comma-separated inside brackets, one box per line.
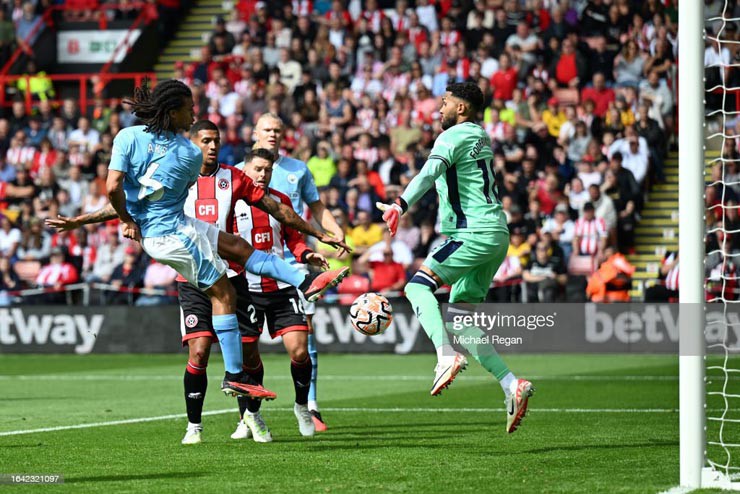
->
[378, 82, 534, 434]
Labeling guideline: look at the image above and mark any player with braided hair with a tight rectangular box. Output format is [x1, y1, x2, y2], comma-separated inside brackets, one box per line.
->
[103, 80, 351, 403]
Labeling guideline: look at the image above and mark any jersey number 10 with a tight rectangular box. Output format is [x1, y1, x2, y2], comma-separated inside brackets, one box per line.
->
[476, 158, 501, 204]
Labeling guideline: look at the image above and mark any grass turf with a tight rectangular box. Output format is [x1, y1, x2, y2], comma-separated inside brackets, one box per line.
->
[0, 353, 708, 493]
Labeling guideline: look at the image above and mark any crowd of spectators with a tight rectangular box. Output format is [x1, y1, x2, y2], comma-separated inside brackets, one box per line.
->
[0, 0, 685, 305]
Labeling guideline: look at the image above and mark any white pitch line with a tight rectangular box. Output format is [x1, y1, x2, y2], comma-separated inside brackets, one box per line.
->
[0, 407, 688, 437]
[0, 374, 684, 382]
[656, 487, 696, 494]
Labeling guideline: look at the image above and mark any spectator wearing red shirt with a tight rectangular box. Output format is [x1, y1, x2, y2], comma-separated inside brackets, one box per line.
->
[550, 37, 587, 88]
[580, 72, 615, 117]
[361, 247, 407, 295]
[491, 53, 518, 101]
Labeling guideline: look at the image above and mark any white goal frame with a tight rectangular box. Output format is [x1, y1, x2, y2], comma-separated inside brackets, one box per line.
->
[680, 0, 740, 489]
[678, 0, 705, 489]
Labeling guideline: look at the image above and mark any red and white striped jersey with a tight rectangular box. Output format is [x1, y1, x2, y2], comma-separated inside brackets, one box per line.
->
[361, 9, 385, 32]
[36, 262, 79, 287]
[6, 145, 35, 168]
[234, 187, 311, 293]
[574, 217, 607, 255]
[663, 252, 679, 292]
[292, 0, 313, 16]
[179, 164, 264, 281]
[439, 30, 461, 49]
[494, 255, 521, 283]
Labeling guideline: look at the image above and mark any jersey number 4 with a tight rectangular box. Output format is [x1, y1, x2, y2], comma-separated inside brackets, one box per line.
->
[137, 162, 164, 201]
[476, 158, 501, 204]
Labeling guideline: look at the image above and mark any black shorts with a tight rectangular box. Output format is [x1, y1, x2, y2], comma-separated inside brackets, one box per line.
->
[242, 286, 309, 343]
[179, 276, 257, 346]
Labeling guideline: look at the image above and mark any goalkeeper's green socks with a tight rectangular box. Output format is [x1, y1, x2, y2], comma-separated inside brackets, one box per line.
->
[450, 316, 511, 381]
[405, 278, 513, 383]
[405, 279, 449, 348]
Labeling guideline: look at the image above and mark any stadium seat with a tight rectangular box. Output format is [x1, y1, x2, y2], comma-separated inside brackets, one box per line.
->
[553, 88, 579, 107]
[568, 255, 597, 276]
[14, 260, 42, 286]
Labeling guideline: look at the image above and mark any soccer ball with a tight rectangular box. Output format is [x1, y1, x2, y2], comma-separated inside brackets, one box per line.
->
[349, 293, 393, 336]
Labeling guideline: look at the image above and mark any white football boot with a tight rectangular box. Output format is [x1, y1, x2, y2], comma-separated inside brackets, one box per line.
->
[294, 403, 316, 437]
[431, 352, 468, 396]
[505, 379, 534, 434]
[243, 411, 273, 443]
[181, 424, 202, 445]
[230, 419, 252, 440]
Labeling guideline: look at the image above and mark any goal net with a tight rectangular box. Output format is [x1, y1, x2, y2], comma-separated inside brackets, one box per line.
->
[692, 0, 740, 489]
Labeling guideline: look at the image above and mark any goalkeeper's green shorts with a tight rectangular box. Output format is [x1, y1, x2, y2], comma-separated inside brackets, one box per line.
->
[423, 230, 510, 304]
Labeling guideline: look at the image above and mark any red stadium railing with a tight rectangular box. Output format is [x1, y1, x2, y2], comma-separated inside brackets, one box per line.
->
[0, 72, 157, 114]
[0, 2, 156, 77]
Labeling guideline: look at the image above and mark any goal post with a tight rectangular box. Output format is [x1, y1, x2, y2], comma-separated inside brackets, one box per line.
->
[678, 0, 705, 489]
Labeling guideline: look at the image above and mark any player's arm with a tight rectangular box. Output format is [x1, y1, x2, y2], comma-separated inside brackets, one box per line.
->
[107, 130, 141, 241]
[256, 194, 349, 252]
[283, 221, 329, 270]
[106, 169, 140, 241]
[377, 154, 449, 235]
[308, 200, 349, 255]
[45, 203, 119, 232]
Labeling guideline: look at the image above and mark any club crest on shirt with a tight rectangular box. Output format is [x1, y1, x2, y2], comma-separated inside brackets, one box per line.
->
[218, 178, 229, 190]
[287, 173, 298, 184]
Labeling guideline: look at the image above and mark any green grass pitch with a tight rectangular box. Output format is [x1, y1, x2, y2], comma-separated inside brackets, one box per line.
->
[0, 353, 729, 493]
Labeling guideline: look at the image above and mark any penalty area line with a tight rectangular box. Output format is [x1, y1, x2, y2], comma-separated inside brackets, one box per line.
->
[0, 407, 684, 437]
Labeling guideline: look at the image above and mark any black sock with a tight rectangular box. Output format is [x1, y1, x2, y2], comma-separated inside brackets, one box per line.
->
[298, 273, 315, 292]
[184, 361, 208, 424]
[291, 357, 312, 406]
[241, 361, 264, 414]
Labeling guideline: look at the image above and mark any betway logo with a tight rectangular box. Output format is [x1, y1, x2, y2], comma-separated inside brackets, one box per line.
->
[585, 305, 740, 346]
[0, 308, 102, 354]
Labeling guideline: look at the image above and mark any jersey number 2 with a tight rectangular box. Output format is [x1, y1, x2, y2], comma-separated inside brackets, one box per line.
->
[476, 158, 500, 204]
[137, 163, 164, 202]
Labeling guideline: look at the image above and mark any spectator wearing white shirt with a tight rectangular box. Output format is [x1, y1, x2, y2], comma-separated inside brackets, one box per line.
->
[587, 184, 618, 245]
[505, 22, 540, 72]
[568, 177, 591, 213]
[67, 117, 100, 153]
[576, 161, 602, 190]
[608, 126, 649, 185]
[89, 231, 125, 283]
[542, 204, 575, 264]
[57, 165, 88, 213]
[415, 0, 438, 33]
[367, 232, 414, 270]
[277, 48, 302, 93]
[0, 215, 21, 259]
[211, 78, 240, 118]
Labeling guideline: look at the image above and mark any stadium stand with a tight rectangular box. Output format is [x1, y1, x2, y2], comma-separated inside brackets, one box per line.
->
[0, 0, 683, 305]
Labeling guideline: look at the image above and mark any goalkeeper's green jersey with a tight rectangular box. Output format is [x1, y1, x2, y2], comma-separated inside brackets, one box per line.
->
[401, 122, 508, 235]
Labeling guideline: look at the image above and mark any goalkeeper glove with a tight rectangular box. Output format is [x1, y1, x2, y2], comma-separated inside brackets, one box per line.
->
[376, 199, 407, 237]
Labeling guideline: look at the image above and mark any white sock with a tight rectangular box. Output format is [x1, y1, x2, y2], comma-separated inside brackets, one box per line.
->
[308, 400, 319, 412]
[245, 410, 259, 417]
[187, 422, 202, 430]
[436, 344, 456, 361]
[500, 372, 517, 396]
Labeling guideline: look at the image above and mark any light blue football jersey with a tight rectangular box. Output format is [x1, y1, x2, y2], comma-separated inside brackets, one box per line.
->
[109, 125, 203, 238]
[237, 154, 320, 263]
